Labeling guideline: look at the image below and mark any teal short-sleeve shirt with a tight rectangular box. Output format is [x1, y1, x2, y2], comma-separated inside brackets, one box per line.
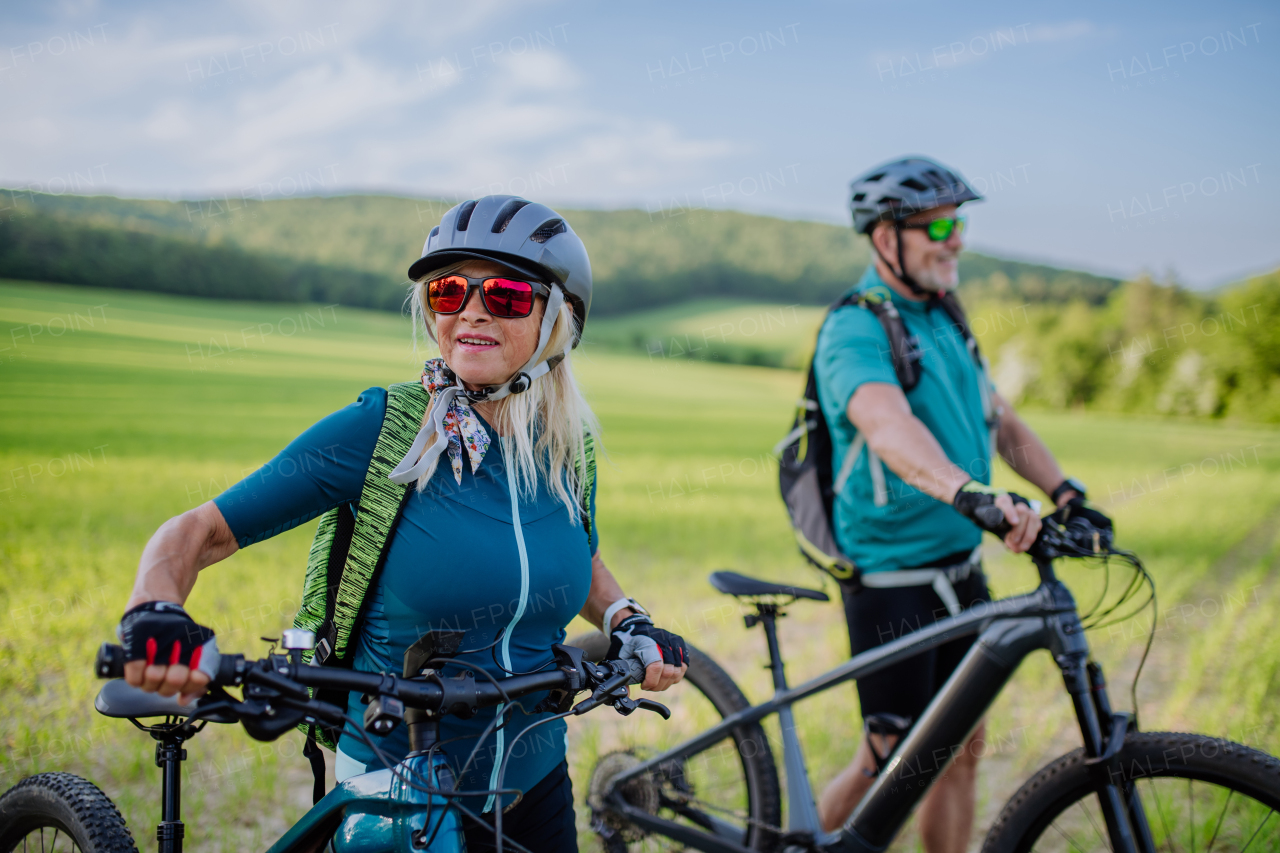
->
[813, 266, 994, 573]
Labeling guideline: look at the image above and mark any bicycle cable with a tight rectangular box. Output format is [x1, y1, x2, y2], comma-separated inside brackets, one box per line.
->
[333, 708, 535, 853]
[1072, 546, 1157, 730]
[492, 709, 575, 853]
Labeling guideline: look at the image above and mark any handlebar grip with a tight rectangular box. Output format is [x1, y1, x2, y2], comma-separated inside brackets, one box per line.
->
[624, 658, 647, 684]
[980, 499, 1041, 540]
[95, 643, 126, 679]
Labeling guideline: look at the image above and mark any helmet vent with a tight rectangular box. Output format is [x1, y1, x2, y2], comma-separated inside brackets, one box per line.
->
[865, 172, 886, 182]
[456, 200, 478, 231]
[921, 169, 950, 189]
[851, 192, 867, 202]
[492, 199, 532, 233]
[529, 219, 566, 243]
[899, 177, 928, 192]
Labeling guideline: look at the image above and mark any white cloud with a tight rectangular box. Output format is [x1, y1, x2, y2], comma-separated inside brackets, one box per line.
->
[1025, 21, 1099, 43]
[0, 3, 737, 205]
[143, 100, 194, 141]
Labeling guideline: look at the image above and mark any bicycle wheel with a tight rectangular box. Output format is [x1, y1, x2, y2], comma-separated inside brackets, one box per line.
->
[0, 773, 138, 853]
[983, 732, 1280, 853]
[569, 632, 782, 852]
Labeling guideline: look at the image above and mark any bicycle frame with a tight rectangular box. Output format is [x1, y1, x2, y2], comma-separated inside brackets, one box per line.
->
[266, 751, 462, 853]
[602, 558, 1155, 853]
[137, 710, 479, 853]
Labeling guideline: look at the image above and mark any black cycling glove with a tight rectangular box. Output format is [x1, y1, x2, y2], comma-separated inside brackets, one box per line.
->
[117, 601, 220, 678]
[952, 480, 1033, 535]
[1050, 496, 1113, 532]
[606, 614, 689, 672]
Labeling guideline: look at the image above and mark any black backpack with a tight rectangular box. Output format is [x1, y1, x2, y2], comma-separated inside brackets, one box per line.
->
[776, 288, 991, 588]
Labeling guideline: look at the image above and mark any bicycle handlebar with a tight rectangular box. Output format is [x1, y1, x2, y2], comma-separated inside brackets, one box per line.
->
[94, 642, 657, 737]
[1027, 513, 1114, 562]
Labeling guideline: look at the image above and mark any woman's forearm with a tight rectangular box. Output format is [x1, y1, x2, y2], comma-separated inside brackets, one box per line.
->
[579, 550, 635, 631]
[125, 501, 239, 610]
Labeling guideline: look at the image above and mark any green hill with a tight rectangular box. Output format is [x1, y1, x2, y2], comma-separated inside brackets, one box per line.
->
[1, 191, 1119, 315]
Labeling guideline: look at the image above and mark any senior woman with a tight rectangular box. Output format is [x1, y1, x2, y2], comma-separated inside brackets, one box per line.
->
[117, 196, 688, 851]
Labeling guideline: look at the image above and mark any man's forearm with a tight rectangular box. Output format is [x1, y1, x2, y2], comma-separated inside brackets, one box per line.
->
[866, 415, 971, 503]
[849, 384, 971, 503]
[994, 408, 1066, 501]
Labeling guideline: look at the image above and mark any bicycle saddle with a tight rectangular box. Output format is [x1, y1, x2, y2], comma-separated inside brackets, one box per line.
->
[94, 679, 236, 723]
[708, 571, 829, 602]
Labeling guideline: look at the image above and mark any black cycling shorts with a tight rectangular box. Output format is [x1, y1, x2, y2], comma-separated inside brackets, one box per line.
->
[462, 759, 577, 853]
[840, 560, 991, 726]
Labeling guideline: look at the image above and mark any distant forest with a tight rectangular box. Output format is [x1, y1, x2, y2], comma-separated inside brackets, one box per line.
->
[0, 191, 1119, 315]
[2, 190, 1276, 422]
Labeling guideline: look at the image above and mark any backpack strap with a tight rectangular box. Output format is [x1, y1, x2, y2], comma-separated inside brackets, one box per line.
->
[295, 380, 598, 753]
[578, 431, 597, 545]
[934, 291, 1002, 444]
[294, 381, 431, 671]
[330, 381, 432, 663]
[850, 288, 925, 392]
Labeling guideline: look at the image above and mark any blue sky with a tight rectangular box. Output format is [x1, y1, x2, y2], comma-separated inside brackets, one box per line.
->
[1, 0, 1276, 286]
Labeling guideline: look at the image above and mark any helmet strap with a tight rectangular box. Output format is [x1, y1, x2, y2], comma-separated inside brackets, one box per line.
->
[388, 286, 571, 485]
[870, 223, 929, 299]
[456, 284, 571, 405]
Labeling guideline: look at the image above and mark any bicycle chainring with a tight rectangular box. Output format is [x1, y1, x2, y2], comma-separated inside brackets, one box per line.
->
[588, 749, 660, 843]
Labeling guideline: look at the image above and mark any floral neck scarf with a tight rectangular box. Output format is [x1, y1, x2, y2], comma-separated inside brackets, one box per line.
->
[420, 358, 492, 484]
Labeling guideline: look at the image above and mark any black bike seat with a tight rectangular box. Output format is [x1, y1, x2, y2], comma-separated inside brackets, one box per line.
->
[94, 679, 236, 723]
[708, 571, 829, 602]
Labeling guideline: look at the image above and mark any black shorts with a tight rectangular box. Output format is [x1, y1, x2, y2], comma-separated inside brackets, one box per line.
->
[461, 759, 577, 852]
[840, 561, 991, 726]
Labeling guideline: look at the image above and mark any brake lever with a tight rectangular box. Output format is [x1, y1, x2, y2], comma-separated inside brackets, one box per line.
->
[570, 661, 635, 716]
[635, 698, 671, 719]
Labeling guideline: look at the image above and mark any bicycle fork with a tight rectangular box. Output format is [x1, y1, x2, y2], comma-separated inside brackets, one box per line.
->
[1052, 594, 1156, 853]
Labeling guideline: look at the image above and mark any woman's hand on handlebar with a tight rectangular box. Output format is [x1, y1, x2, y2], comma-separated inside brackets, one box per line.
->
[118, 601, 218, 704]
[643, 660, 688, 692]
[124, 660, 209, 705]
[607, 615, 689, 692]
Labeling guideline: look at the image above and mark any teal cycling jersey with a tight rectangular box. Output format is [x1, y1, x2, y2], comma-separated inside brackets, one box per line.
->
[813, 266, 993, 573]
[213, 387, 597, 808]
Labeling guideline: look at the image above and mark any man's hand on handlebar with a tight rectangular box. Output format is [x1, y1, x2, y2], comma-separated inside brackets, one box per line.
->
[118, 601, 217, 704]
[952, 480, 1042, 553]
[1051, 496, 1113, 533]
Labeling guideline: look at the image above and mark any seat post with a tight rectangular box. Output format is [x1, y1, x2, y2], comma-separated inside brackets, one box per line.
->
[754, 604, 788, 692]
[153, 726, 187, 853]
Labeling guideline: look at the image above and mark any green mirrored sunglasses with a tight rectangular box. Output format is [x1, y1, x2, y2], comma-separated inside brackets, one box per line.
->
[901, 216, 967, 242]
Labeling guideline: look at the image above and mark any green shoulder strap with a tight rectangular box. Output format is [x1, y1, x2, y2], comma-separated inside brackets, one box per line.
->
[293, 381, 431, 665]
[293, 380, 597, 751]
[578, 430, 597, 544]
[294, 383, 599, 666]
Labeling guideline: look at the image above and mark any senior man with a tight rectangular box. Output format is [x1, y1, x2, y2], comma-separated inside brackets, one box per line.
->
[813, 157, 1100, 852]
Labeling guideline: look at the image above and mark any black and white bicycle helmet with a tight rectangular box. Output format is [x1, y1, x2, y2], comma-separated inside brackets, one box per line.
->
[408, 195, 592, 346]
[849, 157, 982, 235]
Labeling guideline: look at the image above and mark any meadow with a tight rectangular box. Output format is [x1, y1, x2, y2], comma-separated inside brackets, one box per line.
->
[1, 280, 1277, 851]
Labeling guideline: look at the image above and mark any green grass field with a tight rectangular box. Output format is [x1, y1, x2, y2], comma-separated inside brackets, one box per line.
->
[1, 280, 1277, 851]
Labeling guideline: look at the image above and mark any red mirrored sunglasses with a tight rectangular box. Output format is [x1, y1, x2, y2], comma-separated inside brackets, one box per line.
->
[425, 275, 550, 318]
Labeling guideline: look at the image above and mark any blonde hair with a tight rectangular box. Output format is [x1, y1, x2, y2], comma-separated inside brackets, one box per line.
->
[407, 262, 600, 522]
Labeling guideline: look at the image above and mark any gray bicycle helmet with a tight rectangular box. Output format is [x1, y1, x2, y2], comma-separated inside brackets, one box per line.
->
[849, 157, 982, 235]
[408, 195, 592, 345]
